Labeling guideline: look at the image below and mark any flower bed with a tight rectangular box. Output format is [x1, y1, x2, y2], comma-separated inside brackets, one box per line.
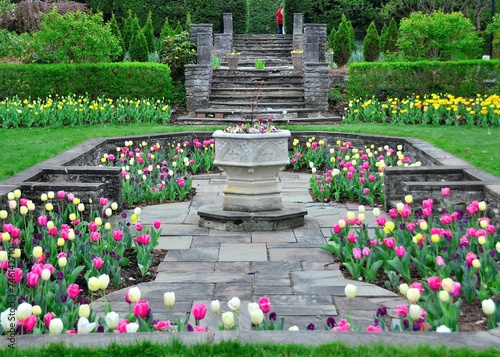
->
[322, 189, 500, 331]
[344, 94, 500, 127]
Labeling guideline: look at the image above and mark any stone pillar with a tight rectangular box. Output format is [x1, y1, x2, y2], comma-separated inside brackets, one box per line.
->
[223, 13, 233, 34]
[189, 23, 213, 44]
[293, 13, 303, 51]
[303, 63, 329, 111]
[214, 34, 232, 59]
[197, 32, 212, 65]
[303, 24, 327, 63]
[185, 64, 212, 113]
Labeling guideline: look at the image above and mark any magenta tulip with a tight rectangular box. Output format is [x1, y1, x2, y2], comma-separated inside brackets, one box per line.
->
[427, 276, 441, 291]
[134, 234, 151, 245]
[133, 300, 149, 318]
[258, 296, 271, 313]
[93, 257, 104, 270]
[26, 271, 39, 287]
[19, 315, 37, 333]
[192, 303, 207, 322]
[352, 248, 362, 259]
[395, 245, 406, 258]
[67, 283, 82, 299]
[441, 187, 450, 197]
[113, 229, 124, 242]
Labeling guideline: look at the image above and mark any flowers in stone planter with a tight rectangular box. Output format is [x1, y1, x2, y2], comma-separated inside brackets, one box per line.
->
[222, 117, 280, 134]
[227, 50, 241, 56]
[290, 49, 303, 54]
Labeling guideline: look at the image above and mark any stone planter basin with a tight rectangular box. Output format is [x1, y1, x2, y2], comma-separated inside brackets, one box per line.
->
[212, 129, 291, 212]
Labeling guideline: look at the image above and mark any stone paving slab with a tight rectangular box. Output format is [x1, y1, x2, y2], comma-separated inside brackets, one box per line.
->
[156, 261, 215, 273]
[155, 272, 253, 284]
[219, 243, 267, 261]
[192, 233, 251, 245]
[159, 223, 209, 236]
[214, 283, 253, 301]
[251, 260, 303, 272]
[156, 235, 193, 249]
[254, 285, 294, 295]
[268, 247, 334, 261]
[163, 245, 219, 262]
[251, 230, 296, 243]
[215, 261, 252, 273]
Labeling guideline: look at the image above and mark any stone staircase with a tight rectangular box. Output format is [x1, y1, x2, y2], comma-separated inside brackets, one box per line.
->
[178, 34, 340, 125]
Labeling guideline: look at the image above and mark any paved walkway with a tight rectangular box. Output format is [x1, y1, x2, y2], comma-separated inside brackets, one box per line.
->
[94, 172, 407, 330]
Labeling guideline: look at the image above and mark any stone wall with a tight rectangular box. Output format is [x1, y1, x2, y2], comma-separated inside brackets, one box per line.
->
[303, 63, 329, 111]
[185, 64, 212, 113]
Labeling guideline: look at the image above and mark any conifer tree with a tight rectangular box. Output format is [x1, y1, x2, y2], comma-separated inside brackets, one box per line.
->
[379, 23, 388, 53]
[385, 18, 398, 53]
[109, 13, 124, 61]
[129, 17, 148, 62]
[122, 10, 134, 52]
[159, 17, 174, 55]
[363, 21, 380, 62]
[344, 14, 356, 52]
[333, 15, 352, 67]
[143, 11, 155, 53]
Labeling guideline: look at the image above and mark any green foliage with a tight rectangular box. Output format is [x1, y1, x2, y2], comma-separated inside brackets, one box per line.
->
[246, 0, 283, 34]
[127, 16, 148, 62]
[143, 11, 156, 53]
[487, 15, 500, 58]
[0, 62, 172, 101]
[109, 13, 124, 61]
[345, 14, 356, 52]
[348, 60, 500, 99]
[161, 30, 196, 80]
[362, 21, 379, 62]
[379, 23, 388, 53]
[398, 11, 484, 61]
[0, 0, 15, 14]
[333, 15, 352, 67]
[0, 29, 30, 61]
[385, 18, 398, 53]
[27, 9, 121, 64]
[121, 10, 134, 52]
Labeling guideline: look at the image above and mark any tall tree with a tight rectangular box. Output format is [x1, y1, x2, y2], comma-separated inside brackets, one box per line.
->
[142, 11, 155, 53]
[363, 21, 380, 62]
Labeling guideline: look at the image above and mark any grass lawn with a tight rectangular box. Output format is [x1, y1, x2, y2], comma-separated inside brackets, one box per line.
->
[2, 340, 500, 357]
[1, 123, 498, 181]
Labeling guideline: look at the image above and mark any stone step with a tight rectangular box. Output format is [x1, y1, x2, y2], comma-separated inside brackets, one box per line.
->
[210, 87, 304, 96]
[177, 113, 341, 124]
[209, 94, 305, 104]
[208, 101, 307, 109]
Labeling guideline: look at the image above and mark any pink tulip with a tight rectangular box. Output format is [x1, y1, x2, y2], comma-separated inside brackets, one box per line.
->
[422, 207, 432, 217]
[113, 229, 124, 242]
[330, 318, 350, 332]
[347, 233, 356, 243]
[440, 213, 452, 225]
[37, 216, 48, 226]
[400, 207, 411, 218]
[436, 256, 445, 266]
[333, 224, 341, 234]
[116, 319, 130, 333]
[258, 296, 271, 313]
[88, 222, 98, 232]
[362, 247, 371, 257]
[26, 271, 40, 287]
[422, 198, 434, 209]
[2, 223, 13, 233]
[383, 237, 395, 249]
[394, 305, 408, 317]
[486, 225, 495, 235]
[194, 325, 207, 332]
[441, 187, 450, 197]
[67, 284, 82, 299]
[467, 202, 478, 215]
[48, 227, 58, 237]
[375, 216, 386, 227]
[395, 246, 406, 258]
[66, 329, 77, 334]
[133, 300, 149, 318]
[20, 198, 28, 206]
[99, 197, 108, 206]
[155, 320, 172, 331]
[90, 231, 101, 242]
[366, 325, 382, 333]
[135, 222, 143, 232]
[8, 268, 23, 283]
[44, 312, 55, 329]
[411, 282, 424, 293]
[134, 234, 151, 245]
[406, 222, 415, 232]
[192, 303, 207, 321]
[363, 188, 370, 195]
[465, 252, 477, 266]
[57, 190, 66, 199]
[388, 209, 398, 219]
[352, 248, 362, 259]
[427, 276, 441, 291]
[466, 227, 477, 237]
[450, 282, 461, 296]
[19, 315, 37, 333]
[153, 220, 162, 230]
[93, 257, 104, 270]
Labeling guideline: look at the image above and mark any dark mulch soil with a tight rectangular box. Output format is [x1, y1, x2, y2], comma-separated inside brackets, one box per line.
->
[335, 258, 487, 331]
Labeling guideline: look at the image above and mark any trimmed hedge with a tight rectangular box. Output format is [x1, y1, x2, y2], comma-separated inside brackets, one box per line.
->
[348, 60, 500, 99]
[0, 63, 173, 101]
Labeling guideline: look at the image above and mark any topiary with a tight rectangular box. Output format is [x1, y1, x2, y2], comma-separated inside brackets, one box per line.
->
[363, 21, 379, 62]
[109, 13, 124, 61]
[385, 18, 398, 53]
[143, 11, 155, 53]
[129, 17, 148, 62]
[333, 15, 351, 67]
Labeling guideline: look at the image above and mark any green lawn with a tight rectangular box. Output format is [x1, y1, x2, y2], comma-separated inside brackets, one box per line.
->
[0, 123, 498, 181]
[2, 340, 500, 357]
